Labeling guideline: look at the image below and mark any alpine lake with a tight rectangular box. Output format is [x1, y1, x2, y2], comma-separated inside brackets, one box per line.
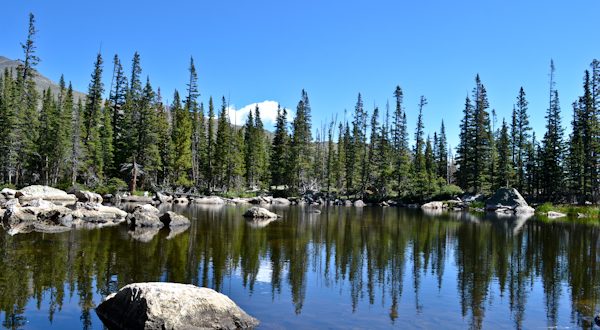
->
[0, 204, 599, 329]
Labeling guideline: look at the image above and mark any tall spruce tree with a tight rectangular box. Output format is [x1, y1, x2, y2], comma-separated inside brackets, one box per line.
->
[270, 106, 289, 188]
[512, 87, 531, 191]
[541, 60, 564, 200]
[290, 90, 313, 192]
[171, 90, 192, 186]
[82, 53, 105, 184]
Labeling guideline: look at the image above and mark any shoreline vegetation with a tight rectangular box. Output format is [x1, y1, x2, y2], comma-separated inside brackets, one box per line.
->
[2, 14, 600, 214]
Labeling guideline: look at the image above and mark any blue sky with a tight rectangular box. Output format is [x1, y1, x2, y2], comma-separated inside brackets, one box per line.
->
[2, 1, 599, 148]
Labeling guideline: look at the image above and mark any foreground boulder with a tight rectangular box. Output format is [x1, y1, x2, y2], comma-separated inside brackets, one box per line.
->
[96, 282, 259, 330]
[485, 188, 535, 215]
[243, 207, 279, 219]
[126, 204, 162, 228]
[421, 201, 444, 210]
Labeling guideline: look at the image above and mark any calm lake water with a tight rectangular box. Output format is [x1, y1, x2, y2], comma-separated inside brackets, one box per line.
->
[0, 205, 599, 329]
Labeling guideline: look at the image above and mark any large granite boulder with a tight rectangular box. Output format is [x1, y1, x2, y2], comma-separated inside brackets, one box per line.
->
[96, 282, 259, 330]
[71, 202, 128, 225]
[242, 207, 279, 219]
[485, 188, 535, 215]
[2, 199, 74, 235]
[126, 204, 162, 228]
[16, 185, 77, 203]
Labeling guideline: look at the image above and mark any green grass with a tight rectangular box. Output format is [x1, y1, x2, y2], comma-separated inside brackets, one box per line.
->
[535, 202, 600, 219]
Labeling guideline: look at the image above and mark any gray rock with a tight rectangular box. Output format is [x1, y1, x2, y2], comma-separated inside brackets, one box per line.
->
[16, 185, 77, 203]
[74, 190, 103, 203]
[193, 196, 225, 205]
[127, 204, 163, 228]
[272, 197, 291, 205]
[0, 188, 17, 199]
[120, 195, 154, 203]
[156, 192, 173, 204]
[344, 200, 353, 207]
[72, 202, 128, 224]
[96, 282, 259, 330]
[242, 207, 279, 219]
[421, 201, 444, 209]
[173, 197, 189, 204]
[485, 188, 535, 215]
[159, 211, 190, 227]
[547, 211, 567, 219]
[353, 200, 366, 207]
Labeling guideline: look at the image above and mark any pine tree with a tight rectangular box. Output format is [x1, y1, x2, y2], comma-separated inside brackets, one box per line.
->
[392, 86, 411, 196]
[171, 90, 192, 186]
[82, 53, 105, 184]
[214, 97, 231, 190]
[155, 89, 172, 186]
[270, 106, 289, 188]
[497, 118, 513, 188]
[135, 78, 161, 187]
[512, 87, 531, 191]
[118, 52, 143, 175]
[541, 60, 564, 200]
[290, 90, 313, 192]
[413, 96, 427, 173]
[244, 109, 256, 187]
[206, 97, 216, 190]
[108, 54, 127, 175]
[472, 75, 492, 193]
[334, 122, 346, 193]
[437, 121, 448, 183]
[186, 57, 201, 185]
[69, 96, 84, 186]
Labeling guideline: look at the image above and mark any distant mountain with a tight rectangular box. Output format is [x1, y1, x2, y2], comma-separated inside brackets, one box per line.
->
[0, 55, 86, 101]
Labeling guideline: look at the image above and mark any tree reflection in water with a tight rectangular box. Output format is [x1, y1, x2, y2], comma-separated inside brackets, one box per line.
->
[0, 206, 598, 329]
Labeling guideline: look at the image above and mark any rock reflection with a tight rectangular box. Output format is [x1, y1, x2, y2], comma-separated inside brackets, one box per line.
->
[0, 207, 599, 329]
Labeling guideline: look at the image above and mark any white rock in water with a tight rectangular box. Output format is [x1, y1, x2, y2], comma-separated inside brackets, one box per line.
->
[193, 196, 225, 205]
[421, 201, 444, 209]
[271, 197, 291, 205]
[547, 211, 567, 219]
[96, 282, 259, 330]
[243, 206, 279, 219]
[353, 200, 366, 207]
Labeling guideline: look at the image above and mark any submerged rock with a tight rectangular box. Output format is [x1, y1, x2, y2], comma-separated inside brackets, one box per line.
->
[243, 206, 279, 219]
[485, 188, 534, 215]
[96, 282, 259, 330]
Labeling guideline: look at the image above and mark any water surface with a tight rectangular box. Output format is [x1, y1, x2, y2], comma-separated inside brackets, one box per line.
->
[0, 206, 599, 329]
